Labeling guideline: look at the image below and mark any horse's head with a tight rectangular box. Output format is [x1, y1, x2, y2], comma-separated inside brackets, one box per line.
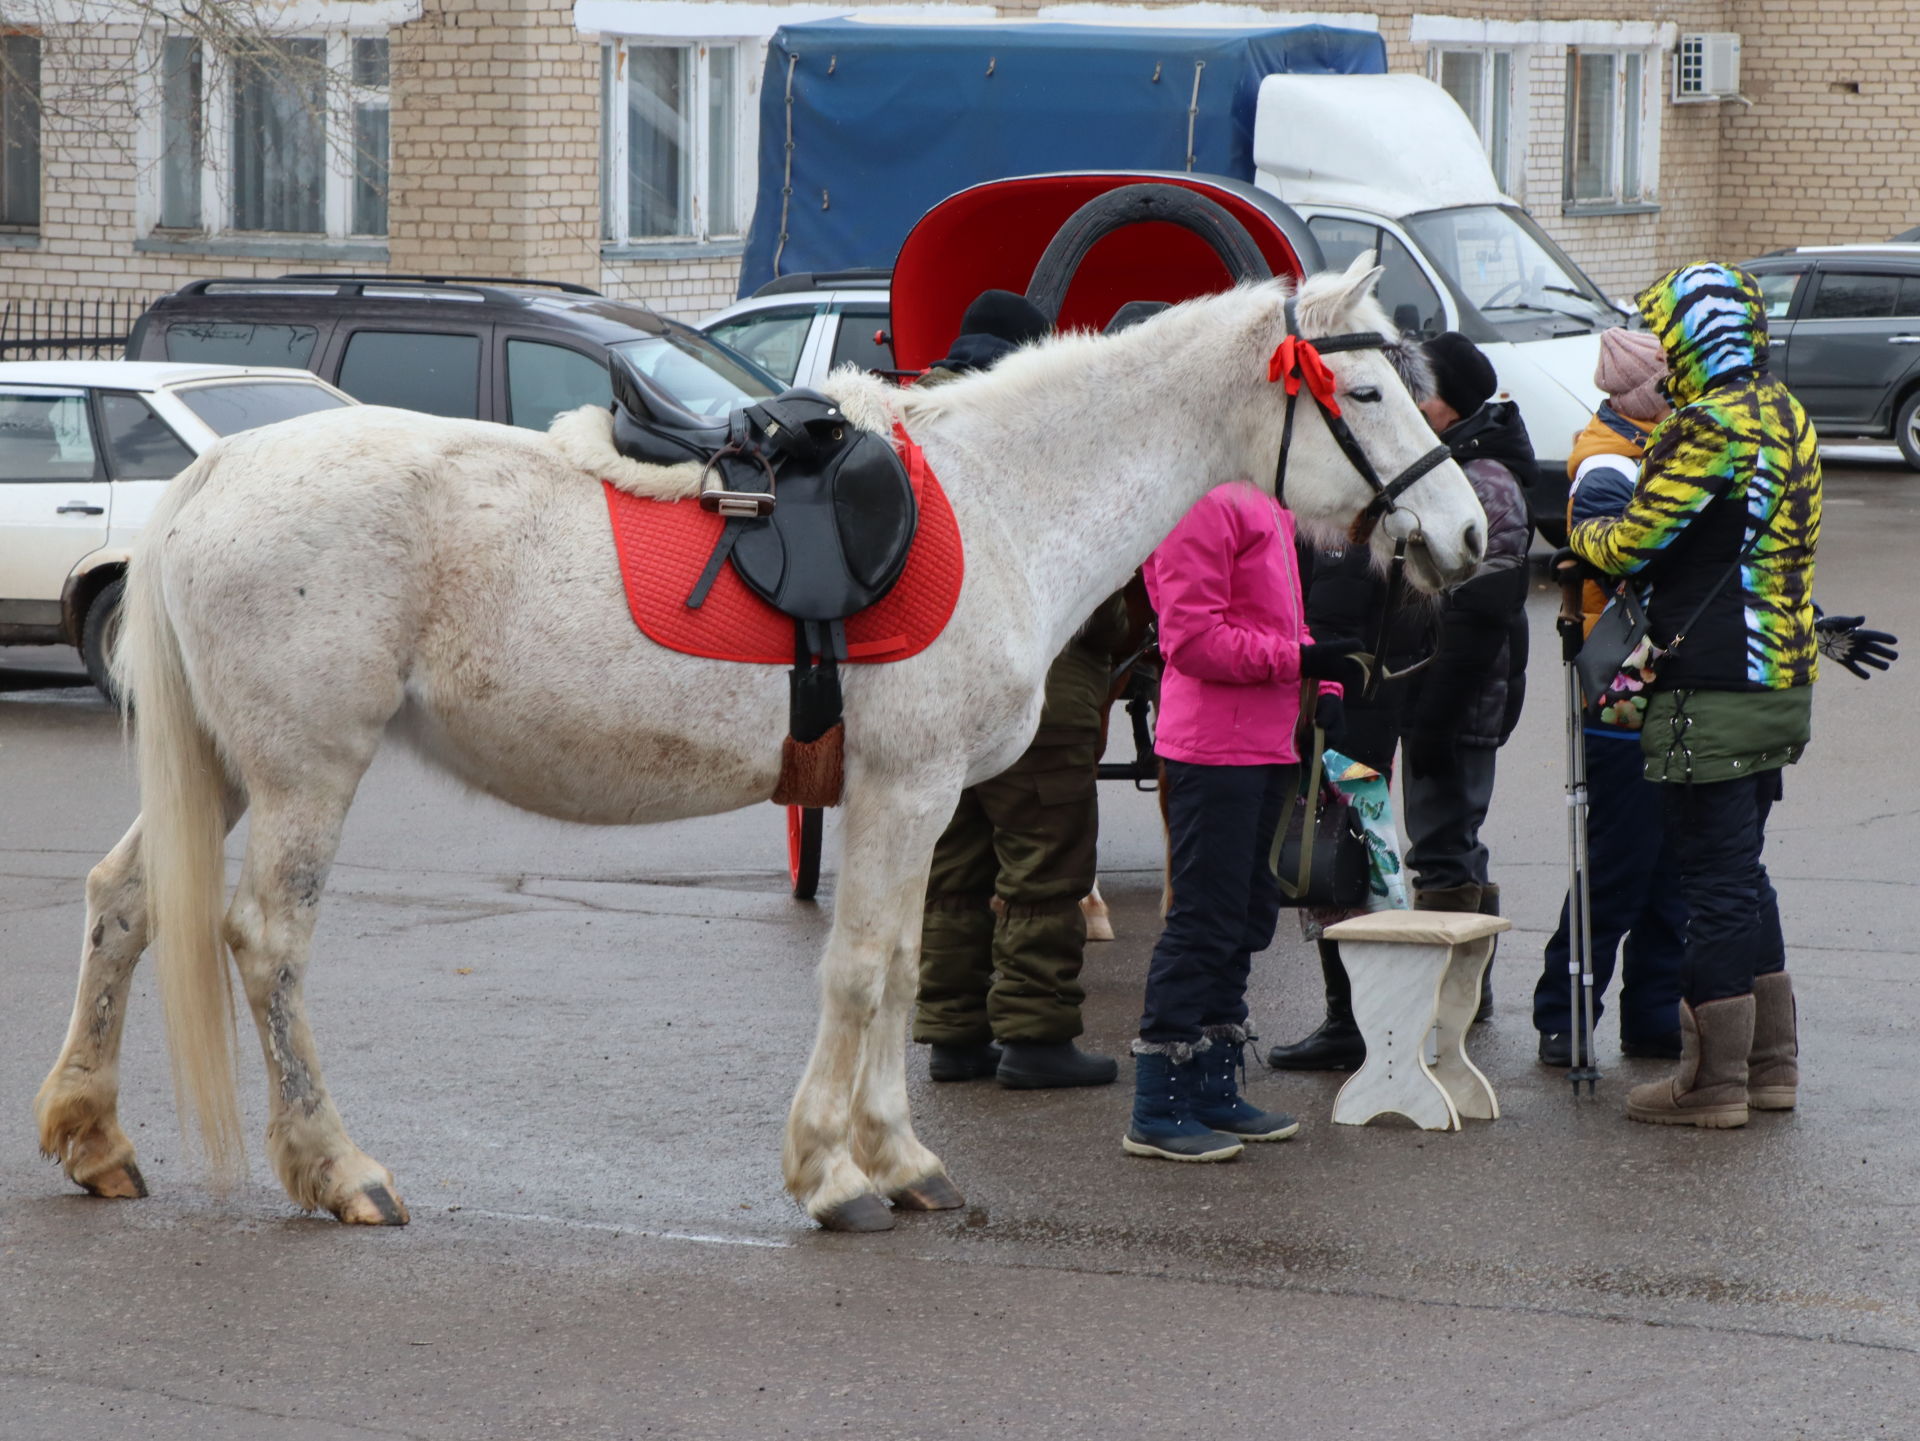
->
[1266, 255, 1487, 592]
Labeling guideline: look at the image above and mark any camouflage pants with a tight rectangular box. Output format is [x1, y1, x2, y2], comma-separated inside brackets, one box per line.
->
[913, 739, 1100, 1046]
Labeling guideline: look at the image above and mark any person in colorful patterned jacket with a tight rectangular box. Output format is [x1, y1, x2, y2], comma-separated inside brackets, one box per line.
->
[1569, 262, 1820, 1129]
[1541, 329, 1896, 1071]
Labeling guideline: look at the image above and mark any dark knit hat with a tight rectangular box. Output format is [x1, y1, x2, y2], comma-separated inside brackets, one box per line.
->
[958, 289, 1050, 347]
[1422, 331, 1498, 419]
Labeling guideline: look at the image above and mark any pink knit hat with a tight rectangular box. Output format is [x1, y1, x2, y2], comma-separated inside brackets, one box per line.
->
[1595, 328, 1668, 423]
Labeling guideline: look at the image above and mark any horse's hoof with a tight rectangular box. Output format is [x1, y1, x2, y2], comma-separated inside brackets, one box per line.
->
[335, 1184, 410, 1226]
[816, 1192, 894, 1233]
[888, 1172, 964, 1211]
[81, 1162, 148, 1200]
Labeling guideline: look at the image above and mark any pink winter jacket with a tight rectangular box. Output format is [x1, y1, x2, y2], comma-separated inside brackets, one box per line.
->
[1143, 483, 1329, 767]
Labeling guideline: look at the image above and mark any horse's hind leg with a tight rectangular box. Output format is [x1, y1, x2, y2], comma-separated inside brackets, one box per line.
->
[36, 822, 159, 1198]
[225, 788, 407, 1225]
[784, 775, 958, 1231]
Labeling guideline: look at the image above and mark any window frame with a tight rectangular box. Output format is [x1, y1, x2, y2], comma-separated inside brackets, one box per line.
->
[1, 31, 41, 230]
[140, 31, 391, 240]
[1562, 46, 1659, 213]
[601, 37, 754, 248]
[1427, 44, 1517, 194]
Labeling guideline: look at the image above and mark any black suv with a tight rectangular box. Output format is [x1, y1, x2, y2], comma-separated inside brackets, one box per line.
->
[128, 274, 778, 432]
[1742, 246, 1920, 468]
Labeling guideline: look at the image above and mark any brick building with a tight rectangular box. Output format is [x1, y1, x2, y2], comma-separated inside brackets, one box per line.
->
[1, 1, 1915, 324]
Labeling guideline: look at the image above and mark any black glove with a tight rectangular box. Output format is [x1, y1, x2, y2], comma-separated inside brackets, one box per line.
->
[1814, 614, 1899, 680]
[1298, 639, 1368, 693]
[1402, 729, 1457, 781]
[1314, 693, 1347, 752]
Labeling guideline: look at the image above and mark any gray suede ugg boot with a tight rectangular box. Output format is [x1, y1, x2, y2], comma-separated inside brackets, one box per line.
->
[1626, 995, 1754, 1129]
[1748, 972, 1799, 1111]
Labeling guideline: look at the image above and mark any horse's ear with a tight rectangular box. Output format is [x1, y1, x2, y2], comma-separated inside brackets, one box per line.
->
[1296, 250, 1386, 335]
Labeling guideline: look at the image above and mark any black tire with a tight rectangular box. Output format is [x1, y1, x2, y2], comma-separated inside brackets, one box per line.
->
[81, 575, 126, 705]
[1896, 389, 1920, 471]
[788, 805, 824, 901]
[1023, 183, 1274, 327]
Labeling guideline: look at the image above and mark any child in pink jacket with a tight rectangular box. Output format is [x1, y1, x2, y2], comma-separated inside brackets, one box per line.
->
[1127, 483, 1361, 1162]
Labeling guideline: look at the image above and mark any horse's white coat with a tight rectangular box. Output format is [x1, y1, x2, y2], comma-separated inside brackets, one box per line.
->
[35, 262, 1486, 1228]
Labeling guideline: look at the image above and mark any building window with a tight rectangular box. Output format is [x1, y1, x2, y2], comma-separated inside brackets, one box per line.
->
[151, 34, 389, 238]
[1564, 49, 1651, 208]
[1430, 46, 1513, 192]
[602, 39, 747, 244]
[1, 33, 40, 228]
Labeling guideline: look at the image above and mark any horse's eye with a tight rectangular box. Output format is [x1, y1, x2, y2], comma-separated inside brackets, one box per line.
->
[1347, 387, 1382, 403]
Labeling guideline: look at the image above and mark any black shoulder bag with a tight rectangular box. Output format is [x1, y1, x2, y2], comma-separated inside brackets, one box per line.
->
[1268, 679, 1370, 909]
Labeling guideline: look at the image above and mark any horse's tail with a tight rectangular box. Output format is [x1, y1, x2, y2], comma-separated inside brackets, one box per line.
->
[117, 449, 245, 1182]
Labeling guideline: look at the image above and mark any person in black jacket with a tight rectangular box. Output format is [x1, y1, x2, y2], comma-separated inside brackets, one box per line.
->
[1269, 332, 1531, 1067]
[1398, 333, 1534, 1004]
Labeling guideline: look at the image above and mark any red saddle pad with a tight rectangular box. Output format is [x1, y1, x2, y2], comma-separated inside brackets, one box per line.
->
[603, 425, 963, 665]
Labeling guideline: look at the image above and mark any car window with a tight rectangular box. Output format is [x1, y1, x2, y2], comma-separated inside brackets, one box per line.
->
[1807, 272, 1900, 321]
[337, 331, 482, 418]
[829, 307, 894, 374]
[1896, 278, 1920, 320]
[1755, 270, 1804, 319]
[706, 306, 820, 385]
[1306, 215, 1381, 272]
[98, 393, 197, 479]
[164, 321, 321, 368]
[505, 340, 612, 432]
[0, 391, 102, 482]
[610, 329, 777, 419]
[1376, 233, 1446, 339]
[176, 381, 353, 437]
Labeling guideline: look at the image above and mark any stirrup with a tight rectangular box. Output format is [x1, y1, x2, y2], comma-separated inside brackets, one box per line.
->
[698, 444, 777, 518]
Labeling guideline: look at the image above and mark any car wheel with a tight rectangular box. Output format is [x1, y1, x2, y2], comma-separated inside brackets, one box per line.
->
[1897, 390, 1920, 471]
[81, 576, 126, 704]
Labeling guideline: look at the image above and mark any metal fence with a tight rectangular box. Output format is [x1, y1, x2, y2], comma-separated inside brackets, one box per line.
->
[0, 295, 152, 360]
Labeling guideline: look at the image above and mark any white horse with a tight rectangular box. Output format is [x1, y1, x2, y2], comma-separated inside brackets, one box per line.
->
[35, 258, 1485, 1232]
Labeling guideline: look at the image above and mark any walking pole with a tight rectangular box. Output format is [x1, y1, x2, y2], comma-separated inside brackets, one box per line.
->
[1555, 554, 1601, 1096]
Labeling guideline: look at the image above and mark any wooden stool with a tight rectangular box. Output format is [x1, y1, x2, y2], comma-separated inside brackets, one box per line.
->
[1323, 910, 1512, 1132]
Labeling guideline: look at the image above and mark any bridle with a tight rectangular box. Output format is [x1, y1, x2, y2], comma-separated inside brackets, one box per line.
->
[1268, 296, 1454, 698]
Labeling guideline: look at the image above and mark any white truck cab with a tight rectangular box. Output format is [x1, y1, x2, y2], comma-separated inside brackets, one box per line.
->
[1254, 73, 1626, 540]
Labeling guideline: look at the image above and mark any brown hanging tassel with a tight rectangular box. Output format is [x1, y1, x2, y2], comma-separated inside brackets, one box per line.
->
[772, 723, 845, 808]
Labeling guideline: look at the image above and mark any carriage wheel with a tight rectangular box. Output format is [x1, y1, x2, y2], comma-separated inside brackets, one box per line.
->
[788, 805, 823, 900]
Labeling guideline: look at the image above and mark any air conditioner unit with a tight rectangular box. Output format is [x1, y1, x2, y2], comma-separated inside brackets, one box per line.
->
[1674, 33, 1741, 101]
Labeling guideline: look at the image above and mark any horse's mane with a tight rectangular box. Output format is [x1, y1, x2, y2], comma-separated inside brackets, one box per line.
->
[546, 369, 905, 500]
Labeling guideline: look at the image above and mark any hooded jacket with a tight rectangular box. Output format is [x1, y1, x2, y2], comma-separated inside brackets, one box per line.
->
[1569, 264, 1822, 694]
[1397, 400, 1535, 750]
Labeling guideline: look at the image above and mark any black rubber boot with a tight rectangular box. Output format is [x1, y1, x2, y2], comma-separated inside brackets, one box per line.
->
[1266, 940, 1364, 1071]
[997, 1041, 1118, 1089]
[928, 1042, 1003, 1082]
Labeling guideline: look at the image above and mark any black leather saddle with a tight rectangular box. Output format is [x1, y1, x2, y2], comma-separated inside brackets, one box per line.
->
[608, 354, 918, 747]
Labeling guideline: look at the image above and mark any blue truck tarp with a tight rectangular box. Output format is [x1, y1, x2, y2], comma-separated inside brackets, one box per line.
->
[738, 19, 1385, 297]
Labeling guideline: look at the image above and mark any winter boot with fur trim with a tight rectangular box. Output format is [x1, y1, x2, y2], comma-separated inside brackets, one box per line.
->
[1626, 995, 1754, 1129]
[1123, 1045, 1244, 1162]
[1748, 971, 1799, 1111]
[1191, 1025, 1299, 1141]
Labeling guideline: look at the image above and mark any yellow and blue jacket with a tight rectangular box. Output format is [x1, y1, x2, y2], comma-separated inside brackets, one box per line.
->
[1569, 264, 1821, 693]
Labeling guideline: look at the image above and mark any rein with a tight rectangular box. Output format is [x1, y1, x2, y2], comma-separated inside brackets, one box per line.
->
[1269, 297, 1453, 701]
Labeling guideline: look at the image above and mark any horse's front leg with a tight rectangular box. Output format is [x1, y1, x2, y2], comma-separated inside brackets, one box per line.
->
[850, 857, 964, 1213]
[784, 772, 958, 1231]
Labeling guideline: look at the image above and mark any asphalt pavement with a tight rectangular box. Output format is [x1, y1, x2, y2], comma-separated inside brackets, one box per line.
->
[3, 450, 1918, 1439]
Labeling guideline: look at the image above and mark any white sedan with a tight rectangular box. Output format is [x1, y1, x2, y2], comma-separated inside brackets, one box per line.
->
[0, 361, 356, 696]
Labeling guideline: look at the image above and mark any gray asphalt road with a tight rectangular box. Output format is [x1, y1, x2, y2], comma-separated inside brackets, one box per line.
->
[4, 453, 1918, 1439]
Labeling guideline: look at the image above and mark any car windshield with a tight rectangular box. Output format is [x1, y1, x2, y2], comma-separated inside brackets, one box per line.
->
[1404, 204, 1622, 336]
[611, 328, 778, 419]
[177, 380, 353, 436]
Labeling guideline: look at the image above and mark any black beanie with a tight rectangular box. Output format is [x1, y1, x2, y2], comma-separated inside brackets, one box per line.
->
[1422, 331, 1498, 419]
[958, 289, 1050, 347]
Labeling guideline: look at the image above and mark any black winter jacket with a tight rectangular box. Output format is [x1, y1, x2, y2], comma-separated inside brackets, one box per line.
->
[1398, 402, 1536, 750]
[1302, 542, 1434, 772]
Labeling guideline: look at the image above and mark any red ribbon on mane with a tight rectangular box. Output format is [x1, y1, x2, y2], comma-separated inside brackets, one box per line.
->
[1267, 335, 1343, 418]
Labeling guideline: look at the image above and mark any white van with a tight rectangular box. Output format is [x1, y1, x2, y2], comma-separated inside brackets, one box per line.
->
[1254, 73, 1626, 541]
